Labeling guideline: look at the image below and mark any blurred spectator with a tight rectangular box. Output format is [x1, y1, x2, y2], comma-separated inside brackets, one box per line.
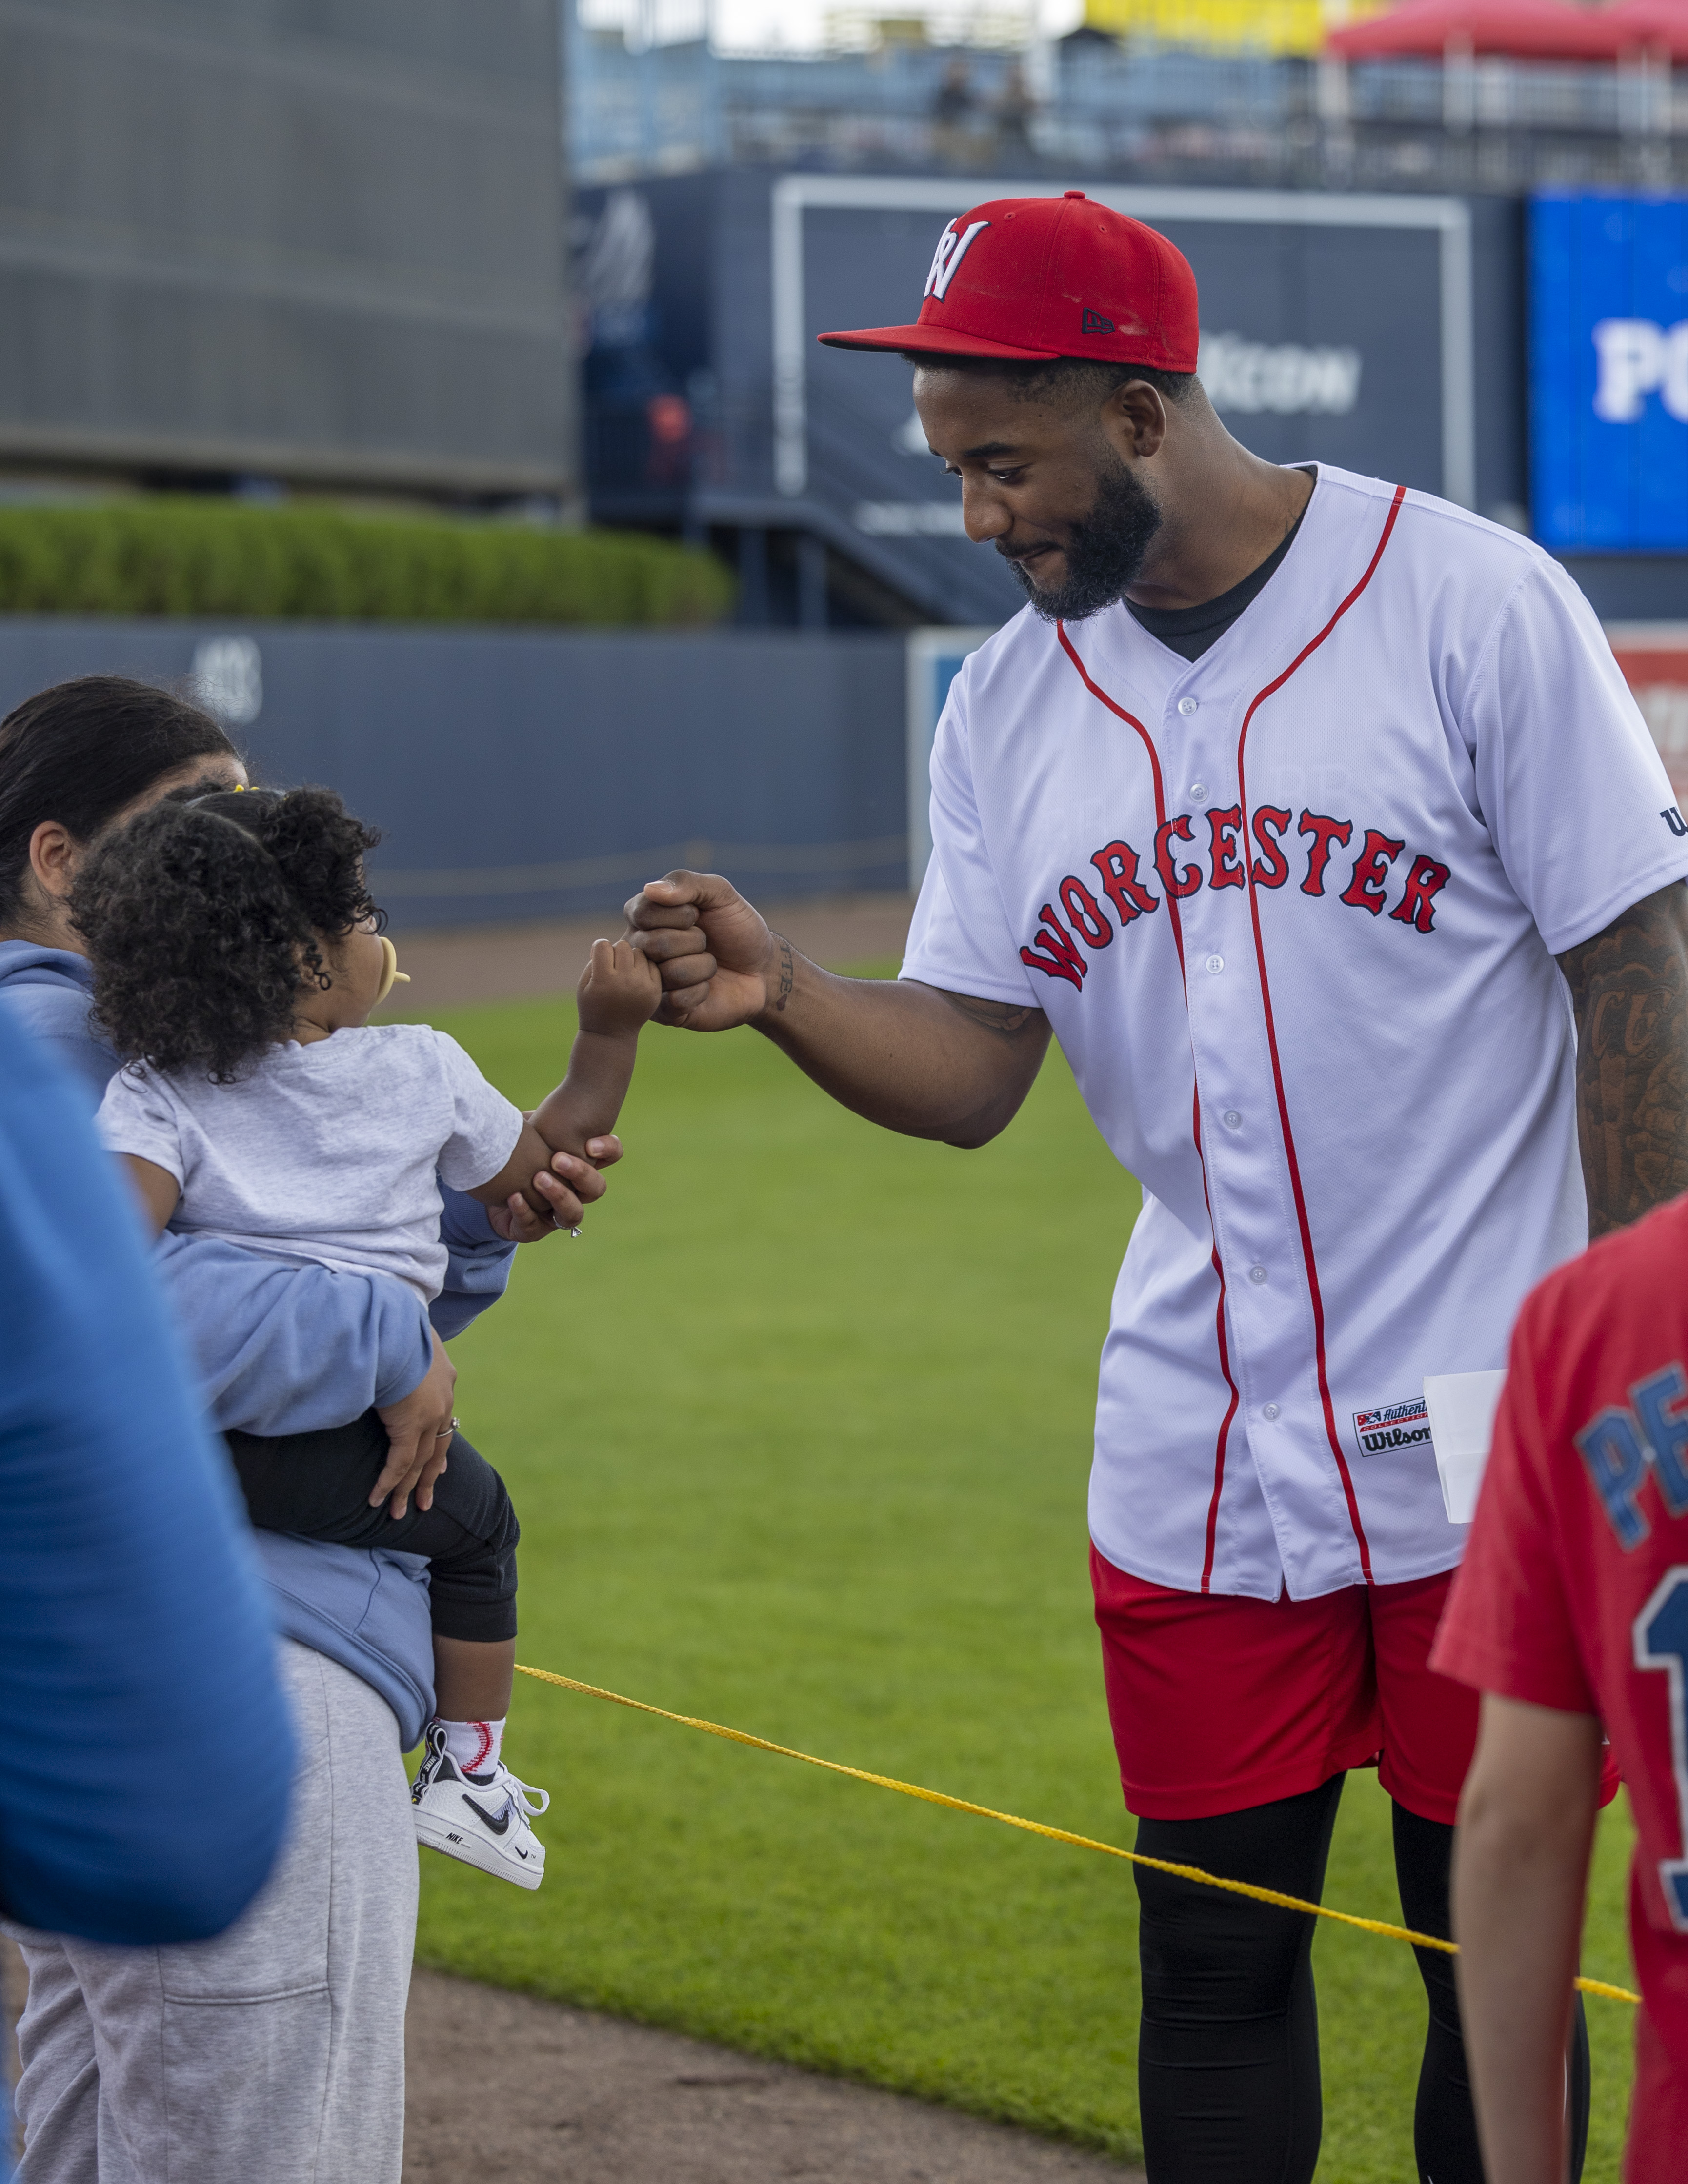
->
[646, 392, 693, 485]
[993, 61, 1036, 157]
[932, 56, 978, 164]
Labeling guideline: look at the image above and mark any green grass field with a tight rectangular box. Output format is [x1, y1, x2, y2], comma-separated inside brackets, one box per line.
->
[415, 976, 1639, 2177]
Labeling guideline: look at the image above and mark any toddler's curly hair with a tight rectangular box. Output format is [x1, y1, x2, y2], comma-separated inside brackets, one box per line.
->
[73, 786, 384, 1081]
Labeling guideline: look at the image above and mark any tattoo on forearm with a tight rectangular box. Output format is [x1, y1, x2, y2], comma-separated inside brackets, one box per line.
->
[936, 988, 1047, 1041]
[1559, 884, 1688, 1235]
[772, 934, 795, 1013]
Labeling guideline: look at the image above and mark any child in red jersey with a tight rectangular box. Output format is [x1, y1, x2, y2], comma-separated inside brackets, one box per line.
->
[1433, 1194, 1688, 2184]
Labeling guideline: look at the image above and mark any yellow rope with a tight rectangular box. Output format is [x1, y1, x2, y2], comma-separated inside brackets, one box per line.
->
[514, 1664, 1640, 2006]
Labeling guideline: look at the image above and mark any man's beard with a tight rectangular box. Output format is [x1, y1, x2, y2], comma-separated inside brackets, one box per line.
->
[999, 449, 1163, 623]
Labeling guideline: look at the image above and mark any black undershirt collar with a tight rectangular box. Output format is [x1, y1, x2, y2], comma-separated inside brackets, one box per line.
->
[1124, 470, 1315, 664]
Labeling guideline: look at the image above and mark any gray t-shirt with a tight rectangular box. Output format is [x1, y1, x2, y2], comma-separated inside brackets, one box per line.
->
[99, 1024, 523, 1305]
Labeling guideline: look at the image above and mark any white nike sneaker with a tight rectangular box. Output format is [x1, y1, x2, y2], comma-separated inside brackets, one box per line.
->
[411, 1724, 549, 1890]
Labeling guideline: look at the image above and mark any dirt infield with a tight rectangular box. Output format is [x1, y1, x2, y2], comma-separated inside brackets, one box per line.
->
[4, 1937, 1142, 2182]
[390, 892, 917, 1011]
[403, 1966, 1142, 2184]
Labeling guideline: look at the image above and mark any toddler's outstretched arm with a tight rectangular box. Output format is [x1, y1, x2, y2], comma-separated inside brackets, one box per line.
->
[469, 939, 660, 1220]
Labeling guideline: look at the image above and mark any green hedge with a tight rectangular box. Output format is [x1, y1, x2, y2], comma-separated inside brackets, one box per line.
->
[0, 498, 734, 627]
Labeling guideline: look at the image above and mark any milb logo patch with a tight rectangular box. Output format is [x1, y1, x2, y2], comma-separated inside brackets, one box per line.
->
[1353, 1396, 1432, 1455]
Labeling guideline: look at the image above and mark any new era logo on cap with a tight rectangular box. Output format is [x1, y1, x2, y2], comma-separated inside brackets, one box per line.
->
[820, 191, 1200, 371]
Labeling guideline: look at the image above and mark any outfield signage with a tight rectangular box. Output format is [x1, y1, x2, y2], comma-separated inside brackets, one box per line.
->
[1530, 195, 1688, 553]
[1609, 623, 1688, 802]
[905, 628, 996, 890]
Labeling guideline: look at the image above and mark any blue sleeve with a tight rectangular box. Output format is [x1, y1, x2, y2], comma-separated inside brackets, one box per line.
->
[0, 1012, 293, 1944]
[156, 1233, 434, 1435]
[156, 1187, 508, 1432]
[0, 982, 114, 1112]
[431, 1182, 516, 1340]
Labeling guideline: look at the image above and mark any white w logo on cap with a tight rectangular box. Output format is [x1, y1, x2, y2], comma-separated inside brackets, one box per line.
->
[924, 219, 989, 302]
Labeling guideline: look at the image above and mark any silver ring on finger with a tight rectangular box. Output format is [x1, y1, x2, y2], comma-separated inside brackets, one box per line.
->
[435, 1416, 460, 1438]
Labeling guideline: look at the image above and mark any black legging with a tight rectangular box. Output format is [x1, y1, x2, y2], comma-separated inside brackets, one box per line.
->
[226, 1409, 520, 1642]
[1133, 1776, 1590, 2184]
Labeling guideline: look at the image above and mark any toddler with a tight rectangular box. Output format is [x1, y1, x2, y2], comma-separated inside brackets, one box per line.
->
[76, 784, 660, 1889]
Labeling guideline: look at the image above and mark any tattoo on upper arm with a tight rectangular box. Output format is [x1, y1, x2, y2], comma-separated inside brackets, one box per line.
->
[935, 988, 1048, 1042]
[1559, 883, 1688, 1235]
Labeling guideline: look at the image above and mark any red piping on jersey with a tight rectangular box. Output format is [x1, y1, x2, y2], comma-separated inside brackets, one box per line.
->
[1233, 483, 1407, 1585]
[1190, 1081, 1240, 1585]
[1056, 623, 1240, 1591]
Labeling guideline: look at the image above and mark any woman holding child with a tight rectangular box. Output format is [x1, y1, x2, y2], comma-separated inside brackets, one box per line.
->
[0, 676, 643, 2182]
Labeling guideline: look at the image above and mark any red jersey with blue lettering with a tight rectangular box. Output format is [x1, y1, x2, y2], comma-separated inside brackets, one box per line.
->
[1432, 1193, 1688, 2182]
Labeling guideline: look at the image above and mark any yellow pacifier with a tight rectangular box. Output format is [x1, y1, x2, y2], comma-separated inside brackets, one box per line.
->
[375, 934, 411, 1008]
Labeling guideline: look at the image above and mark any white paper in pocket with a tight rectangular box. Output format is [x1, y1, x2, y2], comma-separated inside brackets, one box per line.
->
[1423, 1370, 1509, 1525]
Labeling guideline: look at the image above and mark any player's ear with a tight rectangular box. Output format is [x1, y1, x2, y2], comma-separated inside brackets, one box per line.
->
[1104, 379, 1168, 463]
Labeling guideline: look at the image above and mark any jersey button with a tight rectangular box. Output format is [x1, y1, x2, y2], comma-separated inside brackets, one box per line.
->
[1248, 1264, 1268, 1284]
[1178, 697, 1199, 715]
[1205, 953, 1224, 974]
[1263, 1402, 1281, 1420]
[1223, 1109, 1242, 1128]
[1189, 781, 1208, 802]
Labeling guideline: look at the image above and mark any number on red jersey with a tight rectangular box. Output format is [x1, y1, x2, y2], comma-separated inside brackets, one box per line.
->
[1634, 1567, 1688, 1933]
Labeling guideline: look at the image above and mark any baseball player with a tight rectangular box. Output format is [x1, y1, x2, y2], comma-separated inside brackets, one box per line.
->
[1435, 1191, 1688, 2184]
[625, 194, 1688, 2183]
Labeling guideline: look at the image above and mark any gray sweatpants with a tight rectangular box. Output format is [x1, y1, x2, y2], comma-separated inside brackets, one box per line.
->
[8, 1639, 418, 2184]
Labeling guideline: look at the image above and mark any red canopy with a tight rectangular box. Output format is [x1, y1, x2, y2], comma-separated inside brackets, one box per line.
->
[1600, 0, 1688, 58]
[1326, 0, 1652, 60]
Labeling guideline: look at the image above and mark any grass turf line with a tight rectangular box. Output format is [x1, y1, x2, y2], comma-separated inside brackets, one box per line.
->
[413, 976, 1638, 2176]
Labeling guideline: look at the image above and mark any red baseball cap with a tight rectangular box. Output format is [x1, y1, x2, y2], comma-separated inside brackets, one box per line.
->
[818, 192, 1199, 370]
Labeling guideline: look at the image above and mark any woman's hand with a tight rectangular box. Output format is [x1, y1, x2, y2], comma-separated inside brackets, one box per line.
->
[372, 1329, 457, 1518]
[485, 1138, 623, 1241]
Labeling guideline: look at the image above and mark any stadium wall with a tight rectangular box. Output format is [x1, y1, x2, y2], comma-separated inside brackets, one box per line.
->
[0, 619, 907, 928]
[0, 0, 576, 500]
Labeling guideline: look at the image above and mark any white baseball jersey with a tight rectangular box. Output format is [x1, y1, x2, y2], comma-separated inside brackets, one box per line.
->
[901, 464, 1688, 1602]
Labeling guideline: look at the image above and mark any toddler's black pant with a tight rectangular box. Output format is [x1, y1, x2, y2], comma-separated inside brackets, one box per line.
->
[226, 1409, 519, 1643]
[1133, 1776, 1589, 2184]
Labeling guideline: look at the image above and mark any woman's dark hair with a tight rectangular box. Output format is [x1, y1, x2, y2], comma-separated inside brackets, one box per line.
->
[73, 786, 384, 1082]
[0, 676, 237, 928]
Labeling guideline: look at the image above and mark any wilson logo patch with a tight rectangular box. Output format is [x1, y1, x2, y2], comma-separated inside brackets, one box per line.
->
[1354, 1396, 1432, 1455]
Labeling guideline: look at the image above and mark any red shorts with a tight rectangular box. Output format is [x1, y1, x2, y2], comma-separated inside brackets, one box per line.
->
[1092, 1547, 1478, 1824]
[1092, 1549, 1621, 1824]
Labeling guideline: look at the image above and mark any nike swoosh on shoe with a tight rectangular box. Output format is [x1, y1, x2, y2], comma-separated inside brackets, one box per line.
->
[462, 1795, 512, 1836]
